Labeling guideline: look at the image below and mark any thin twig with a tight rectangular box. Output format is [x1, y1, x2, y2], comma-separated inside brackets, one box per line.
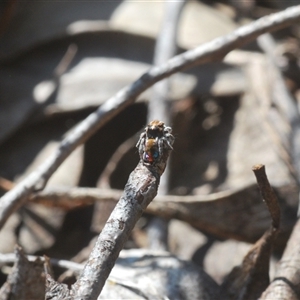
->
[30, 184, 251, 206]
[1, 5, 300, 230]
[97, 136, 136, 189]
[35, 44, 78, 107]
[30, 187, 122, 209]
[0, 253, 83, 273]
[29, 182, 287, 205]
[252, 164, 281, 230]
[53, 44, 78, 79]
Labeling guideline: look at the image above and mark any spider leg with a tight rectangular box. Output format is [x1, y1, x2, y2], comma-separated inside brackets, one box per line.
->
[163, 135, 174, 150]
[136, 132, 144, 148]
[136, 133, 146, 158]
[158, 138, 164, 160]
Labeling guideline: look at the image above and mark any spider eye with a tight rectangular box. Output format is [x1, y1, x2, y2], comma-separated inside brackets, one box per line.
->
[153, 151, 159, 159]
[143, 152, 154, 163]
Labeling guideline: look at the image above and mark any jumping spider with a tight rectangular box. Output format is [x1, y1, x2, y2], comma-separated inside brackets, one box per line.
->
[136, 120, 174, 164]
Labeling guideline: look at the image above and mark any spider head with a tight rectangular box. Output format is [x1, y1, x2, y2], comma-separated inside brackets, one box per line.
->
[146, 120, 165, 139]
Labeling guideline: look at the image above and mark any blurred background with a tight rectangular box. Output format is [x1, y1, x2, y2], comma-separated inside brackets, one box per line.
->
[0, 0, 300, 288]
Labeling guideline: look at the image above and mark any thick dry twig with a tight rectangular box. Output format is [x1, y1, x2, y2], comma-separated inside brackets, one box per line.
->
[46, 122, 174, 300]
[70, 163, 159, 299]
[1, 5, 300, 230]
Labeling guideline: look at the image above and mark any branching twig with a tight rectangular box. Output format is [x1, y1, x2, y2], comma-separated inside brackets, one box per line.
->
[1, 5, 300, 230]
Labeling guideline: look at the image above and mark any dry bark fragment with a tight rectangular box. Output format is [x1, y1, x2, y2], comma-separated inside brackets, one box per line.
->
[0, 245, 45, 300]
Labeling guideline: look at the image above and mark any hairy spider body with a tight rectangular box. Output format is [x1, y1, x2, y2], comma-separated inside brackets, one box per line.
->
[143, 138, 159, 163]
[136, 120, 174, 164]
